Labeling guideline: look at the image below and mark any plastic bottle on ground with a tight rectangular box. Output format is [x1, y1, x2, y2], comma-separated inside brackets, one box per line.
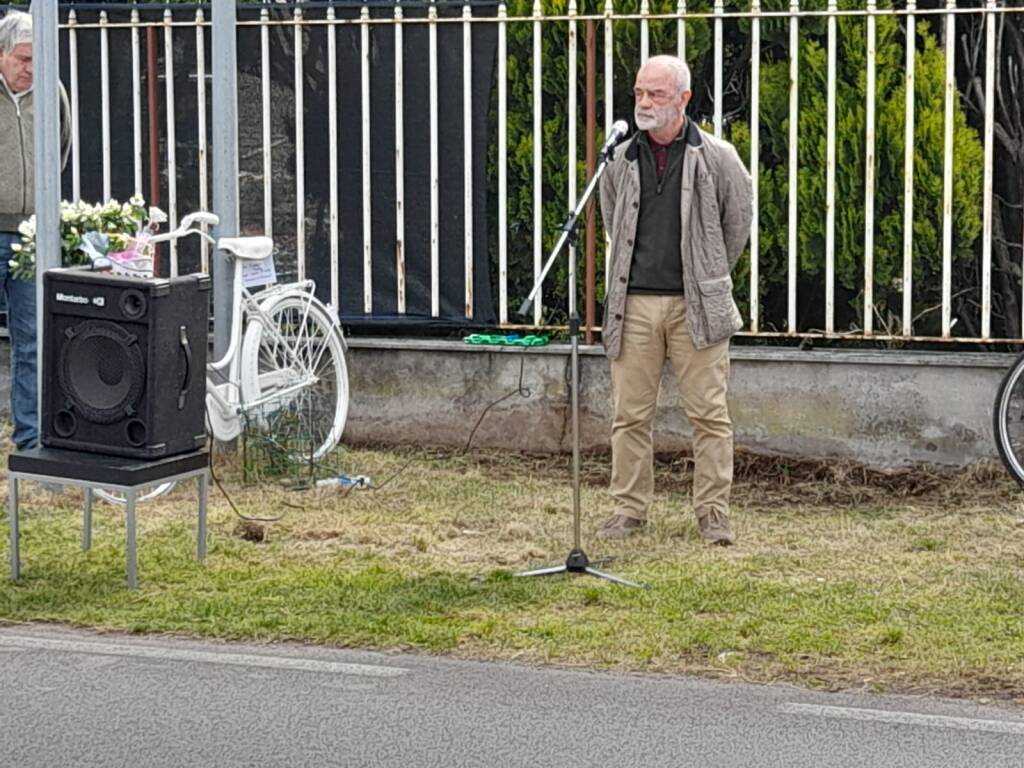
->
[315, 474, 371, 489]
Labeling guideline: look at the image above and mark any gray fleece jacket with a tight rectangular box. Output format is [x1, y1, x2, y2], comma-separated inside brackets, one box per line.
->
[0, 75, 71, 233]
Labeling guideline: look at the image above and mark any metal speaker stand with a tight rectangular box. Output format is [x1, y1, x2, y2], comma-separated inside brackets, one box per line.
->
[514, 139, 645, 590]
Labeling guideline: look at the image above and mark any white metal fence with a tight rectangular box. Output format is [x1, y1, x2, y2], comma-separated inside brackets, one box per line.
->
[50, 1, 1024, 344]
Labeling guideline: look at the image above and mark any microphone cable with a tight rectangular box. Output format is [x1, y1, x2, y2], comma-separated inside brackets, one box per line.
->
[330, 345, 534, 501]
[204, 394, 294, 523]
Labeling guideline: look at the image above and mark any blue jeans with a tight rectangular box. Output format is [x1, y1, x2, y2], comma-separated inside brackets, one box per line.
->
[0, 232, 37, 450]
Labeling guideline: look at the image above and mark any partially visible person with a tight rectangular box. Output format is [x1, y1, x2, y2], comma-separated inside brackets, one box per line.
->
[0, 9, 71, 450]
[597, 54, 752, 544]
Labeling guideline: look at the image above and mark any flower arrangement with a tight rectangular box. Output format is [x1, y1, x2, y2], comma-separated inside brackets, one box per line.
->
[9, 195, 167, 279]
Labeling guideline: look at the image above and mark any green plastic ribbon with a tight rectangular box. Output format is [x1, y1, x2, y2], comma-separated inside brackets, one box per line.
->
[463, 333, 550, 347]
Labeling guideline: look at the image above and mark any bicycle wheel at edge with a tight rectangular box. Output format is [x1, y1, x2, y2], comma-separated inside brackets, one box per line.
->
[993, 351, 1024, 488]
[239, 293, 349, 463]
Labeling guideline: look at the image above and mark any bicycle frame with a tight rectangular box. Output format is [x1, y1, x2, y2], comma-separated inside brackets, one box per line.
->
[148, 219, 331, 438]
[205, 270, 324, 423]
[92, 213, 350, 504]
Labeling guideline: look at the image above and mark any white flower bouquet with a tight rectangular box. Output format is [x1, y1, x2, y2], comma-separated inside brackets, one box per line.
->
[10, 195, 167, 279]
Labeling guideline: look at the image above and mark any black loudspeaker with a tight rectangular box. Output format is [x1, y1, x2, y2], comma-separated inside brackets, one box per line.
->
[42, 268, 210, 459]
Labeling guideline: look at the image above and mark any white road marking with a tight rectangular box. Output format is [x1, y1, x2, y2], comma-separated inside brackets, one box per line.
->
[780, 703, 1024, 736]
[0, 634, 409, 678]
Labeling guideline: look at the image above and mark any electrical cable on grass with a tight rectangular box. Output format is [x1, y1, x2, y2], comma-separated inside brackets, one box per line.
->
[205, 408, 291, 522]
[337, 348, 534, 499]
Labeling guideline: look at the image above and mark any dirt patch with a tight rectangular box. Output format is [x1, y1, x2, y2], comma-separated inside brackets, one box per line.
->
[415, 445, 1018, 509]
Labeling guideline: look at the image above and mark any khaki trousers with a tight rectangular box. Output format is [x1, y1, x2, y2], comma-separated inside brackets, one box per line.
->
[609, 294, 733, 521]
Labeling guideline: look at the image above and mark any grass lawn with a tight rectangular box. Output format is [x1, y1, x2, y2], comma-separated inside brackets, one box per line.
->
[2, 445, 1023, 703]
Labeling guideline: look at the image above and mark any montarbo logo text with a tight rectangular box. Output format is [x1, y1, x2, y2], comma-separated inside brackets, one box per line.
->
[55, 292, 105, 307]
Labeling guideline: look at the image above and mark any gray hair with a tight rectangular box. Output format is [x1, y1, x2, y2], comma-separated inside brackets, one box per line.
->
[646, 54, 691, 94]
[0, 10, 32, 55]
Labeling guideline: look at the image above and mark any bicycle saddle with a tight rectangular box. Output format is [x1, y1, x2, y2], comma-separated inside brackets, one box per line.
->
[217, 236, 273, 260]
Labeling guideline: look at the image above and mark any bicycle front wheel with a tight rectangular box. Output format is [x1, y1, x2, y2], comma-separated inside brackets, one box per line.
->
[994, 352, 1024, 487]
[239, 294, 349, 462]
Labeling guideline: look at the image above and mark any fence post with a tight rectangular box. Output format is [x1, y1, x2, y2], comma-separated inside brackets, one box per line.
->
[32, 0, 62, 430]
[212, 0, 239, 358]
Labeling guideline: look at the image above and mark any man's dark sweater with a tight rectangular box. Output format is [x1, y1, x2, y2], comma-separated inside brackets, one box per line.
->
[628, 122, 688, 295]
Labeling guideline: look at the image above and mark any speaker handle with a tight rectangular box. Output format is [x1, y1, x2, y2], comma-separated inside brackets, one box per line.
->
[178, 325, 193, 411]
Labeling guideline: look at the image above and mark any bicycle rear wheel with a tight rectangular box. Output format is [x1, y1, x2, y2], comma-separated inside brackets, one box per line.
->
[993, 352, 1024, 487]
[239, 293, 348, 462]
[93, 482, 177, 505]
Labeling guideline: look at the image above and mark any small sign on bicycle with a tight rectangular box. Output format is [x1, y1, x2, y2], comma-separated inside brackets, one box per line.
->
[242, 254, 277, 288]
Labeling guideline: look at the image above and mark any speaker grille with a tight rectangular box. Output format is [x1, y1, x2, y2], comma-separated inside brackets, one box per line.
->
[58, 320, 146, 424]
[88, 337, 126, 387]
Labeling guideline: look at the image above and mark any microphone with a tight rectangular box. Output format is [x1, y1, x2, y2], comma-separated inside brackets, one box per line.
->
[600, 120, 631, 156]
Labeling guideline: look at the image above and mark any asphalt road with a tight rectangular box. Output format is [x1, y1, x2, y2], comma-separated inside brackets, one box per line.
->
[0, 625, 1021, 767]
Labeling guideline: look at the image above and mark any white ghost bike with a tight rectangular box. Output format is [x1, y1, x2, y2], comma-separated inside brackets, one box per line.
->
[95, 212, 349, 504]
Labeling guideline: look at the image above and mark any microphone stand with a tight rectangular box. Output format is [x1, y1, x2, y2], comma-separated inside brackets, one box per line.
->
[514, 140, 644, 589]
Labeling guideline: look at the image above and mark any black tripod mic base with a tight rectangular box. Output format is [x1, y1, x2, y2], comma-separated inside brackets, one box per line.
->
[514, 548, 646, 588]
[565, 548, 590, 572]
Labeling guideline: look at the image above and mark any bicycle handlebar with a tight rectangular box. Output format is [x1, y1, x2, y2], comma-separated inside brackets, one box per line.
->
[148, 210, 220, 247]
[180, 211, 220, 231]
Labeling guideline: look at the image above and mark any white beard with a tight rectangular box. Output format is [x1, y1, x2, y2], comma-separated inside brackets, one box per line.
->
[634, 103, 682, 132]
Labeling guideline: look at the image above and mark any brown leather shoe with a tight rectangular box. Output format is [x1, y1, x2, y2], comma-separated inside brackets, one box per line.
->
[595, 514, 646, 540]
[698, 509, 735, 546]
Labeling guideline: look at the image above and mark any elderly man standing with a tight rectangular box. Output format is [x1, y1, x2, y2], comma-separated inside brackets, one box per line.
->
[597, 54, 752, 545]
[0, 9, 71, 450]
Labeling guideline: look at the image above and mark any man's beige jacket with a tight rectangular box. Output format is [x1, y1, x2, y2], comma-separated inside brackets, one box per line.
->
[0, 76, 72, 233]
[599, 120, 753, 357]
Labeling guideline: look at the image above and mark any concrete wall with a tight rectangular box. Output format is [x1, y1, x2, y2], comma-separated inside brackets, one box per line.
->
[2, 338, 1013, 468]
[342, 340, 1014, 468]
